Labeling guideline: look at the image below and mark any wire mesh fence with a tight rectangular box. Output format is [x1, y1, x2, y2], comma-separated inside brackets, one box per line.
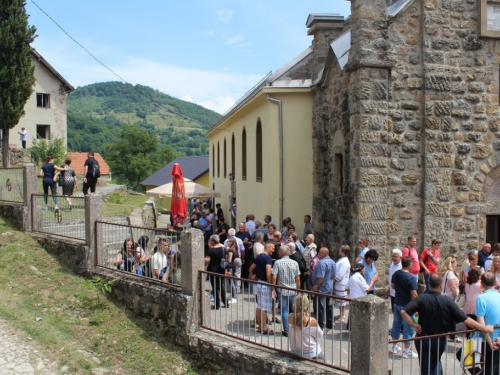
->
[95, 221, 181, 286]
[0, 168, 24, 203]
[31, 194, 86, 240]
[199, 271, 351, 372]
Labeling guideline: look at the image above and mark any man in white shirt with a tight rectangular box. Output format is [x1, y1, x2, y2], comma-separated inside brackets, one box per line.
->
[152, 238, 169, 280]
[224, 228, 245, 293]
[18, 127, 27, 149]
[388, 249, 403, 311]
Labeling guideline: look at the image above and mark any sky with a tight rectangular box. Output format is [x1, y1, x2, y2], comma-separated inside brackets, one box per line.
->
[25, 0, 351, 114]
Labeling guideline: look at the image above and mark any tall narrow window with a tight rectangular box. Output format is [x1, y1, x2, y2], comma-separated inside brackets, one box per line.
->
[335, 154, 343, 195]
[217, 142, 220, 178]
[231, 133, 235, 177]
[223, 138, 227, 178]
[212, 145, 215, 178]
[256, 120, 263, 182]
[242, 128, 247, 180]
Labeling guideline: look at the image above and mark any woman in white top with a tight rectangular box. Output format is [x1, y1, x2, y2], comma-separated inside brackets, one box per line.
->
[490, 255, 500, 290]
[253, 232, 265, 257]
[334, 245, 351, 323]
[348, 264, 378, 299]
[288, 294, 324, 359]
[440, 256, 461, 342]
[440, 256, 459, 299]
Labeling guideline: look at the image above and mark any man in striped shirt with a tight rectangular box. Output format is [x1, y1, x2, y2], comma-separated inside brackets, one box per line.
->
[271, 245, 301, 337]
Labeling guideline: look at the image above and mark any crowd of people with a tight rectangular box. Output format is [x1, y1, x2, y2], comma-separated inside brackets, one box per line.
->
[113, 235, 182, 285]
[198, 202, 500, 373]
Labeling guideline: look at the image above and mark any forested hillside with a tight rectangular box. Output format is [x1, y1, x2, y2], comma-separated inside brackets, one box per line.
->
[67, 82, 220, 156]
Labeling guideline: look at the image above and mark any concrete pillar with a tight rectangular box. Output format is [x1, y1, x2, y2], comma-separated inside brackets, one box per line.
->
[181, 228, 206, 331]
[85, 193, 102, 267]
[23, 164, 38, 231]
[350, 295, 389, 375]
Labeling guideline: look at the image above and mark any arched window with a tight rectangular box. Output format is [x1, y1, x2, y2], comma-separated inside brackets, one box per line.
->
[223, 138, 227, 178]
[217, 142, 220, 178]
[212, 144, 215, 178]
[256, 120, 263, 182]
[242, 127, 247, 180]
[231, 133, 235, 178]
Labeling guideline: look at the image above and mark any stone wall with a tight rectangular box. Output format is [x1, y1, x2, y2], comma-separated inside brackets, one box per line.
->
[312, 0, 500, 279]
[0, 203, 27, 231]
[0, 149, 32, 167]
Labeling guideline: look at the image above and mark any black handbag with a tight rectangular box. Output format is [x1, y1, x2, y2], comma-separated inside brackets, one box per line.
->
[220, 247, 230, 270]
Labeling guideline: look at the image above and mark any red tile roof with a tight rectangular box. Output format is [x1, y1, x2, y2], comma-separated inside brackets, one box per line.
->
[67, 152, 111, 175]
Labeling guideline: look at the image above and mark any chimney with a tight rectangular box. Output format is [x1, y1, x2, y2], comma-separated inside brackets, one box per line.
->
[306, 13, 346, 78]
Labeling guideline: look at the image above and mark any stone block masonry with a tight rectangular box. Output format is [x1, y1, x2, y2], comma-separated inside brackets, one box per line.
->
[311, 0, 500, 283]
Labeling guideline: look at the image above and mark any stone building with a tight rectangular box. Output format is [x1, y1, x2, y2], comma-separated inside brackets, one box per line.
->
[311, 0, 500, 271]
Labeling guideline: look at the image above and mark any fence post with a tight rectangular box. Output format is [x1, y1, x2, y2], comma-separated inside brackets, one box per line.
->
[85, 193, 102, 268]
[181, 228, 206, 331]
[23, 164, 37, 231]
[350, 295, 389, 375]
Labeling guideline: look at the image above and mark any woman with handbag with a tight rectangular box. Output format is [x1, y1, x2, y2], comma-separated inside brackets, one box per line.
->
[55, 158, 78, 209]
[226, 237, 238, 304]
[204, 234, 229, 310]
[441, 256, 462, 342]
[463, 268, 482, 322]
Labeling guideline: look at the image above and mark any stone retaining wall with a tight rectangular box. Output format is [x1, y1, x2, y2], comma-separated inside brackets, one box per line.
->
[0, 203, 27, 231]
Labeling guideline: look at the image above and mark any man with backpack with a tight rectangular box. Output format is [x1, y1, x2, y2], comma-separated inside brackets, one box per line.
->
[83, 151, 100, 195]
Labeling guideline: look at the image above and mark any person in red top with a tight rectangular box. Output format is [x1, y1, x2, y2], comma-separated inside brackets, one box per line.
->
[402, 236, 420, 280]
[420, 239, 441, 293]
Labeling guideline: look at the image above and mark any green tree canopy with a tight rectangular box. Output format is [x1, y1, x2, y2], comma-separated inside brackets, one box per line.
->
[0, 0, 36, 167]
[105, 124, 176, 190]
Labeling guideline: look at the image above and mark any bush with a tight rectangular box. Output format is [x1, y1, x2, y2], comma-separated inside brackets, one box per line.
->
[106, 191, 124, 204]
[29, 136, 66, 166]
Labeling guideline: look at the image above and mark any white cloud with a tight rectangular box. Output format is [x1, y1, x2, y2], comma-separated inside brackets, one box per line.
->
[217, 9, 234, 23]
[197, 97, 235, 114]
[224, 34, 245, 45]
[180, 94, 194, 103]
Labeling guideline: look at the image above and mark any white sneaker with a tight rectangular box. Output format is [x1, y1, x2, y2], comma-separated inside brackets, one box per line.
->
[335, 317, 345, 324]
[391, 345, 401, 354]
[403, 350, 418, 359]
[228, 298, 237, 304]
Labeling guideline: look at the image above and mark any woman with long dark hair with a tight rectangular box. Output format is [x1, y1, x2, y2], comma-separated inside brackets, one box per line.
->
[40, 155, 67, 210]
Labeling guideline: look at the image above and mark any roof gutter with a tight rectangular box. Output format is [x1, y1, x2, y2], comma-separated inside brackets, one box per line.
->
[266, 95, 284, 227]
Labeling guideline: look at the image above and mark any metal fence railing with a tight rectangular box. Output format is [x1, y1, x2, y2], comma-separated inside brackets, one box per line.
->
[95, 221, 181, 286]
[388, 328, 500, 375]
[31, 194, 86, 240]
[199, 271, 351, 372]
[0, 168, 24, 203]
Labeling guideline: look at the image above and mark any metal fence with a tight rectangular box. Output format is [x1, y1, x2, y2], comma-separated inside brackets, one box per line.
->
[388, 328, 500, 375]
[95, 221, 181, 286]
[31, 193, 86, 240]
[0, 168, 24, 203]
[199, 271, 351, 372]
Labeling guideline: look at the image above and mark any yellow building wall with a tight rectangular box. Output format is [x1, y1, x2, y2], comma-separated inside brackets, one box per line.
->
[195, 172, 209, 188]
[209, 89, 313, 238]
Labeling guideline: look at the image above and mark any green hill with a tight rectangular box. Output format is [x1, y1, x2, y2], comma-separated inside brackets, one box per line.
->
[67, 82, 220, 156]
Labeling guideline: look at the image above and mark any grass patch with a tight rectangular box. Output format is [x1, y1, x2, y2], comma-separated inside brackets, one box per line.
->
[0, 217, 197, 374]
[102, 192, 151, 217]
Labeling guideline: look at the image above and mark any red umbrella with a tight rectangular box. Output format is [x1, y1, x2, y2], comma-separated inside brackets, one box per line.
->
[170, 163, 188, 227]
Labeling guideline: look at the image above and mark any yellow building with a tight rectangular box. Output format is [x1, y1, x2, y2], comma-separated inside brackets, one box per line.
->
[207, 47, 314, 236]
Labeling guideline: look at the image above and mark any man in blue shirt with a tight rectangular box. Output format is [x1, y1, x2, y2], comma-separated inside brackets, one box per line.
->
[312, 247, 336, 330]
[199, 212, 212, 252]
[476, 272, 500, 375]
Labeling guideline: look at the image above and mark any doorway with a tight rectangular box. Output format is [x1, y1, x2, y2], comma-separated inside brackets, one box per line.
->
[486, 215, 500, 244]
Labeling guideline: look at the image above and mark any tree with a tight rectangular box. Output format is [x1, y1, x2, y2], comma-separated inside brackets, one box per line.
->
[105, 124, 176, 190]
[0, 1, 37, 167]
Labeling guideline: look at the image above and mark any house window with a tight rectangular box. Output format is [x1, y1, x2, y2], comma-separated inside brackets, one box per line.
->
[36, 93, 50, 108]
[242, 127, 247, 180]
[36, 125, 50, 140]
[256, 120, 263, 182]
[223, 138, 227, 178]
[212, 145, 215, 178]
[217, 142, 220, 178]
[231, 133, 235, 178]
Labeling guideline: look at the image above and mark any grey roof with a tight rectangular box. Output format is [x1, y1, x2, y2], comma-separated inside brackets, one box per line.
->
[140, 155, 209, 187]
[207, 46, 313, 135]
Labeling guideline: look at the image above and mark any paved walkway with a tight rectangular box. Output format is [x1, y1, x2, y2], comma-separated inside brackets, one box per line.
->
[0, 319, 59, 375]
